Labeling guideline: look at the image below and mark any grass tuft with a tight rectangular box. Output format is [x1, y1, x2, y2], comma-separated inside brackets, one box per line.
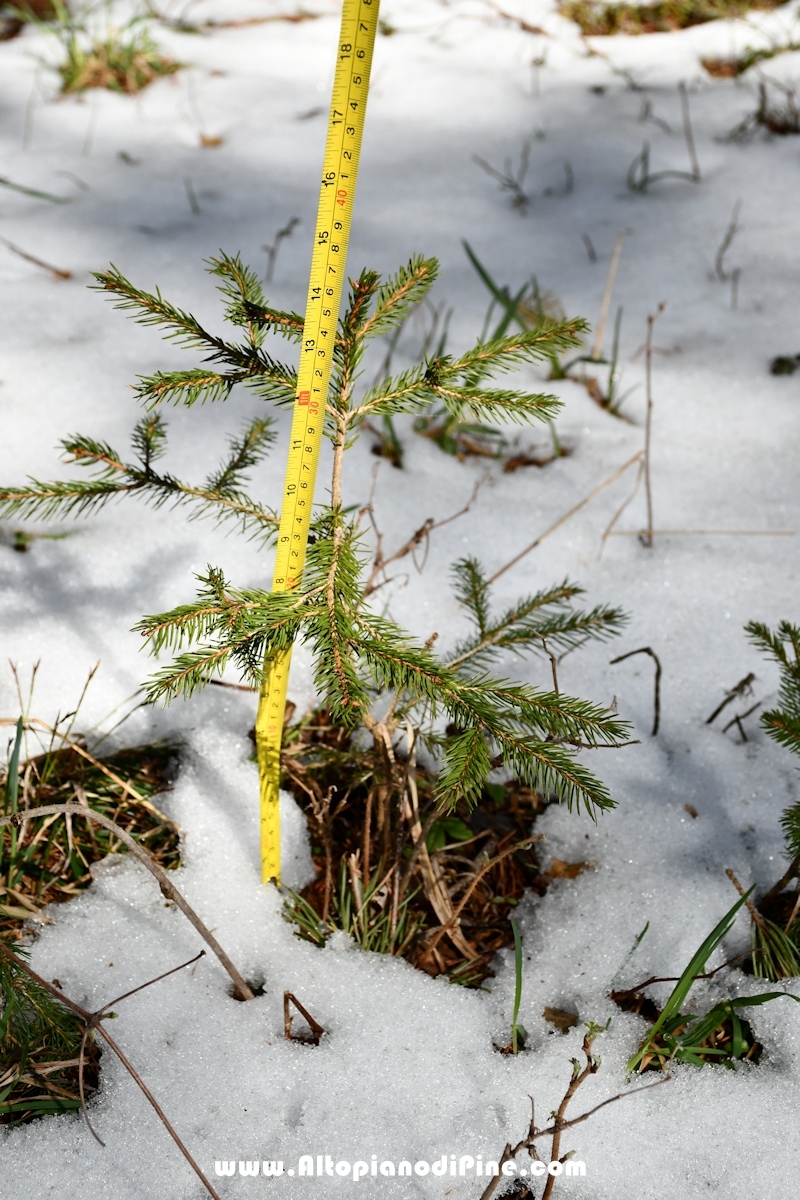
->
[0, 943, 99, 1126]
[1, 703, 180, 1123]
[560, 0, 783, 37]
[58, 26, 180, 95]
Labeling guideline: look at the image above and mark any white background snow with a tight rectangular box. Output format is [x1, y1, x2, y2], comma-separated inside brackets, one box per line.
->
[1, 1, 800, 1196]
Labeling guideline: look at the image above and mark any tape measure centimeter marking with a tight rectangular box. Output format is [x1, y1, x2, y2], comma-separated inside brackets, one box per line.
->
[274, 0, 380, 590]
[257, 0, 381, 884]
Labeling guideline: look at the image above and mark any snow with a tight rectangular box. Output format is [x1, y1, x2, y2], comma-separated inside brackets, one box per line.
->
[2, 0, 800, 1196]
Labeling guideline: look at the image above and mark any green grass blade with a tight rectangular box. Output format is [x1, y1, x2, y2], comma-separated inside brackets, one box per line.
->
[627, 890, 753, 1072]
[4, 717, 23, 814]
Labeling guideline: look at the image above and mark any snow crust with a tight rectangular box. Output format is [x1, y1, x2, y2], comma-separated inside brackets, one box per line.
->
[1, 1, 800, 1196]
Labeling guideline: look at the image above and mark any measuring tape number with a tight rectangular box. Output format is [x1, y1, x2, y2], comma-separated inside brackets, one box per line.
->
[255, 0, 381, 884]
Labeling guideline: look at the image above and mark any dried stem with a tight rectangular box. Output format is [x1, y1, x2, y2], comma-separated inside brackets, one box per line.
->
[478, 1027, 669, 1200]
[283, 991, 325, 1043]
[722, 700, 761, 735]
[726, 867, 768, 934]
[706, 673, 755, 725]
[715, 200, 742, 282]
[759, 855, 800, 911]
[0, 716, 172, 822]
[678, 82, 701, 183]
[0, 233, 71, 280]
[599, 458, 643, 554]
[591, 230, 625, 361]
[425, 835, 542, 955]
[360, 475, 486, 601]
[0, 940, 221, 1200]
[610, 646, 662, 736]
[0, 803, 254, 1001]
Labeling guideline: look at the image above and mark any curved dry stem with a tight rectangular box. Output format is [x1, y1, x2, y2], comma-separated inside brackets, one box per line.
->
[0, 802, 254, 1001]
[0, 941, 221, 1200]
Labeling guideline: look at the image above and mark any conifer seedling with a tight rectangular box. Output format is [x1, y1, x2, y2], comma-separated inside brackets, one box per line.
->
[0, 252, 632, 830]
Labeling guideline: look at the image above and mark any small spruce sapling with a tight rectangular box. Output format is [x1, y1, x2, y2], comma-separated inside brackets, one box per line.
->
[0, 252, 632, 826]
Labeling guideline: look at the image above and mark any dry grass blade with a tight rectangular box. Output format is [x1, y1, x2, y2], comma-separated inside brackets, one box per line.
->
[1, 724, 180, 943]
[489, 452, 644, 583]
[404, 729, 475, 959]
[425, 835, 543, 957]
[0, 234, 71, 280]
[0, 716, 171, 818]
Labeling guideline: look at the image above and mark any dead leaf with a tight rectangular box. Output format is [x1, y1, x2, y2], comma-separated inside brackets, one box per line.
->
[547, 858, 589, 880]
[543, 1006, 579, 1032]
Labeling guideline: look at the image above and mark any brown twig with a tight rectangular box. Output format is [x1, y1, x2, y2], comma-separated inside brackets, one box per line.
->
[283, 991, 325, 1044]
[706, 673, 755, 725]
[758, 855, 800, 911]
[478, 1028, 670, 1200]
[208, 678, 258, 693]
[0, 803, 254, 1001]
[615, 949, 753, 1000]
[543, 637, 559, 694]
[482, 1, 548, 36]
[0, 940, 221, 1200]
[722, 700, 761, 735]
[726, 867, 768, 934]
[610, 646, 661, 736]
[360, 476, 486, 600]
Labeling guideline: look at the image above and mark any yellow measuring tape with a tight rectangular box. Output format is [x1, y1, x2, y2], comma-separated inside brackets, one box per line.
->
[255, 0, 381, 884]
